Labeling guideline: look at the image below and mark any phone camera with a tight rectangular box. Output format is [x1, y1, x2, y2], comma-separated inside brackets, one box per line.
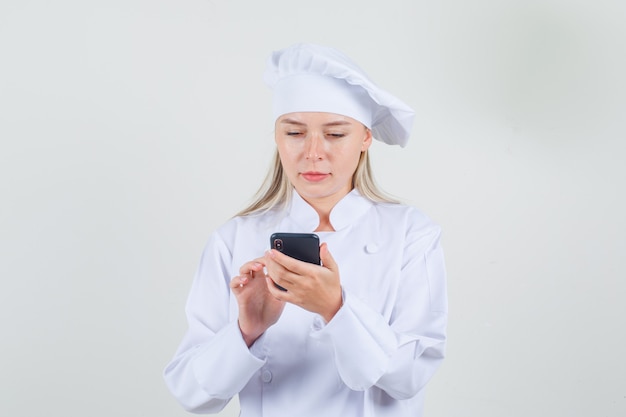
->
[274, 238, 283, 251]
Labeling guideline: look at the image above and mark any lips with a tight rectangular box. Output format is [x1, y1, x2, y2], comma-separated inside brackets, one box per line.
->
[301, 171, 330, 182]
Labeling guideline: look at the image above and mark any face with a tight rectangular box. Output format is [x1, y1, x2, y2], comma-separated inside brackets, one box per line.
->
[275, 112, 372, 209]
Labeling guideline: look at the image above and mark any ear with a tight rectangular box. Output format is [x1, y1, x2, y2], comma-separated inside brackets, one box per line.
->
[361, 128, 373, 152]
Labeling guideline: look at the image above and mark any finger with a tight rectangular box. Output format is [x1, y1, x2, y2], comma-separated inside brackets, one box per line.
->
[265, 277, 288, 298]
[230, 275, 249, 290]
[267, 249, 315, 275]
[264, 252, 299, 288]
[266, 266, 295, 291]
[239, 259, 265, 276]
[319, 243, 337, 272]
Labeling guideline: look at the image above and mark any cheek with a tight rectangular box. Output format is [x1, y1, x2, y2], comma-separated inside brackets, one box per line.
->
[276, 139, 305, 158]
[337, 144, 364, 165]
[276, 145, 293, 166]
[276, 146, 302, 177]
[331, 151, 361, 178]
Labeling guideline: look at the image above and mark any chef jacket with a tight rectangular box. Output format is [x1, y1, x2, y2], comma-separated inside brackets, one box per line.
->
[164, 189, 447, 416]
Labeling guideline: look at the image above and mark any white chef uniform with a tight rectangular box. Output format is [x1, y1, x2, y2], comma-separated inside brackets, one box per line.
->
[164, 189, 447, 416]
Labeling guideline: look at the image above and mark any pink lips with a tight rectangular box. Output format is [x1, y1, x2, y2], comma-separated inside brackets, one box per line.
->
[301, 171, 329, 182]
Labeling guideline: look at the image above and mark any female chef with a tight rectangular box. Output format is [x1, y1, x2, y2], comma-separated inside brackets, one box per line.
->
[164, 43, 447, 417]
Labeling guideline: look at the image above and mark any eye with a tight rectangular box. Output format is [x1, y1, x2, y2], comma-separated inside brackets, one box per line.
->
[326, 132, 346, 139]
[286, 131, 303, 137]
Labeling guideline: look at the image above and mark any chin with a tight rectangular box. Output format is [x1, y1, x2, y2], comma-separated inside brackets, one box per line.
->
[298, 186, 345, 201]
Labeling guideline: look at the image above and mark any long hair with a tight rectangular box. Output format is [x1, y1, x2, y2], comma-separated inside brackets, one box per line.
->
[236, 147, 398, 217]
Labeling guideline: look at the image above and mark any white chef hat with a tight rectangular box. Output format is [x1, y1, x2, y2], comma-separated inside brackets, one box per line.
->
[263, 43, 415, 147]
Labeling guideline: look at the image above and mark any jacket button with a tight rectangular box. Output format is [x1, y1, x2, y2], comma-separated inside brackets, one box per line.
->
[261, 370, 272, 383]
[365, 243, 379, 254]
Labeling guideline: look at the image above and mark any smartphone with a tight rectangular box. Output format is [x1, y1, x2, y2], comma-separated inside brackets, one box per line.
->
[270, 232, 321, 291]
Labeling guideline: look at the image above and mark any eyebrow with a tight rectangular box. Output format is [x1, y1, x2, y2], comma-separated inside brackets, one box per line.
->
[279, 118, 352, 127]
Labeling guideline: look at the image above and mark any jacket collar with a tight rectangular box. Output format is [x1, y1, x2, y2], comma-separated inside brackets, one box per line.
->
[288, 188, 374, 232]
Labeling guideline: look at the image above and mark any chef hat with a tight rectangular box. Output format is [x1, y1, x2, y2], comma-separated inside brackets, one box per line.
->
[263, 43, 415, 147]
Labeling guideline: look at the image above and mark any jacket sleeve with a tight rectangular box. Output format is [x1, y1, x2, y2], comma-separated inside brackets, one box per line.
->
[313, 224, 448, 399]
[163, 232, 266, 413]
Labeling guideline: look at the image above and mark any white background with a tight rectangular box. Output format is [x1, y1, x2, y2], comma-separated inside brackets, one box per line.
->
[1, 0, 624, 416]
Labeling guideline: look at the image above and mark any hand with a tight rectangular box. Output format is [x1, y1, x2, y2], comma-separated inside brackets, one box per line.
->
[264, 243, 342, 323]
[230, 258, 285, 347]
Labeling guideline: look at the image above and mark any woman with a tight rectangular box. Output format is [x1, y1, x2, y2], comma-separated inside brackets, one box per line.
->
[164, 43, 447, 417]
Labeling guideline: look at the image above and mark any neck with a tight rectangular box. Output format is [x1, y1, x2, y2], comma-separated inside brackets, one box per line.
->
[306, 199, 335, 232]
[314, 215, 334, 232]
[301, 190, 352, 232]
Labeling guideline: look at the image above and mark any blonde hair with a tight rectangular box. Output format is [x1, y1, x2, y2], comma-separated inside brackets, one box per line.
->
[236, 147, 398, 217]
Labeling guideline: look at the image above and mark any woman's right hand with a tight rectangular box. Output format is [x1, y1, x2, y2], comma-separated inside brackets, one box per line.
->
[230, 258, 286, 347]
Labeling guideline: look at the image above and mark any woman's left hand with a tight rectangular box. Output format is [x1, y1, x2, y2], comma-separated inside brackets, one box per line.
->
[264, 242, 342, 323]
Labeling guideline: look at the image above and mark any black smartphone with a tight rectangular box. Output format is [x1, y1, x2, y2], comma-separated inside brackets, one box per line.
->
[270, 232, 321, 291]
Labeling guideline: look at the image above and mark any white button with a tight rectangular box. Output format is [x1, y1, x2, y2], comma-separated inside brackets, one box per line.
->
[261, 370, 272, 383]
[311, 317, 324, 330]
[365, 243, 379, 254]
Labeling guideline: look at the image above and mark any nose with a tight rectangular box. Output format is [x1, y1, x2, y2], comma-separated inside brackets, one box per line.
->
[305, 133, 323, 160]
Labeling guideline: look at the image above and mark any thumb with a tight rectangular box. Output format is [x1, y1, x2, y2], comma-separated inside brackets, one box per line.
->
[319, 243, 337, 271]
